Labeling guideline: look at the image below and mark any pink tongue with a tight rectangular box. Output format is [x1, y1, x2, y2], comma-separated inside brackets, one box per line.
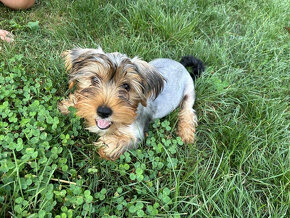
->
[97, 119, 111, 129]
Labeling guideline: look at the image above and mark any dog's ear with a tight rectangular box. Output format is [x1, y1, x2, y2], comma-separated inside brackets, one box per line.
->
[62, 47, 105, 89]
[62, 47, 105, 71]
[132, 58, 164, 107]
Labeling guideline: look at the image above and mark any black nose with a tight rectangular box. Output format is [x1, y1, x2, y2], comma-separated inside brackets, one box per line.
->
[97, 106, 113, 118]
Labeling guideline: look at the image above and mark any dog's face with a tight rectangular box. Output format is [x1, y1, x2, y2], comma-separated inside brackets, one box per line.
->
[63, 47, 164, 135]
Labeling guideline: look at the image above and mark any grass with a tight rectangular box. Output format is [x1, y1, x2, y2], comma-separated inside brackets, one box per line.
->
[0, 0, 289, 217]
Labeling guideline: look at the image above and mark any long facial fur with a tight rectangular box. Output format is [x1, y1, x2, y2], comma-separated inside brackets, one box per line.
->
[63, 47, 164, 134]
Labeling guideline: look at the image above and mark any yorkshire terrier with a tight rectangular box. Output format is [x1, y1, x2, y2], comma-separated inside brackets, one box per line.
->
[58, 47, 204, 160]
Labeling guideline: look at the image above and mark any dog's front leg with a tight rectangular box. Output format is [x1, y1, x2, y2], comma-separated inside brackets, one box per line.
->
[95, 133, 138, 161]
[58, 94, 77, 115]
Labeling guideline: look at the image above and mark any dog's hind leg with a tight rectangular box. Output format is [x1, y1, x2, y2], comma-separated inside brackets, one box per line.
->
[177, 85, 198, 144]
[177, 55, 204, 143]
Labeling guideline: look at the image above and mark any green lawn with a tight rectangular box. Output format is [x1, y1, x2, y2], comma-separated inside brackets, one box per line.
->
[0, 0, 289, 217]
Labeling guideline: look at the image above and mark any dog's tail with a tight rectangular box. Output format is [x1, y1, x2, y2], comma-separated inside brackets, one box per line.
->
[180, 55, 205, 80]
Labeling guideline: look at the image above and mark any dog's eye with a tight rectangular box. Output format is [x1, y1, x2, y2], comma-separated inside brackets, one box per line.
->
[121, 83, 130, 91]
[91, 76, 99, 85]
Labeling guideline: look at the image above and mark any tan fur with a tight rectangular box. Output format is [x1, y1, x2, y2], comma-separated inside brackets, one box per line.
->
[96, 130, 136, 160]
[177, 97, 198, 144]
[62, 50, 73, 71]
[58, 94, 77, 115]
[68, 81, 75, 90]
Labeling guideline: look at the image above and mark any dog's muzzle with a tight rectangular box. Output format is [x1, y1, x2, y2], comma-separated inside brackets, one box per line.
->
[96, 106, 112, 130]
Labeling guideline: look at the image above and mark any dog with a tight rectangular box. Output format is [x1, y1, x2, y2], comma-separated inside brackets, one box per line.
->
[58, 47, 204, 160]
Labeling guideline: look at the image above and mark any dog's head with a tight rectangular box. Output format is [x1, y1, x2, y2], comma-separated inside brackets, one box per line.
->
[63, 47, 164, 135]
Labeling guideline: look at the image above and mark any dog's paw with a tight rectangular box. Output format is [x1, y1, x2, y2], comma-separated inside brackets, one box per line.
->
[94, 139, 116, 160]
[58, 101, 70, 115]
[97, 146, 114, 160]
[58, 94, 77, 115]
[98, 145, 127, 161]
[95, 136, 134, 160]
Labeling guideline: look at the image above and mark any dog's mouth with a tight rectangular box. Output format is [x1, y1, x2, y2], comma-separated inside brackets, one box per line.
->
[96, 119, 112, 130]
